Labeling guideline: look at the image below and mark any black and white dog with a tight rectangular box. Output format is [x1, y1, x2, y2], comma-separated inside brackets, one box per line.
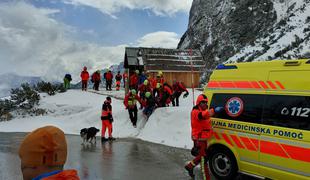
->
[80, 127, 100, 144]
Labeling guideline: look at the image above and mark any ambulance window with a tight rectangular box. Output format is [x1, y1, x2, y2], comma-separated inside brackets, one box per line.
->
[210, 94, 263, 123]
[262, 95, 310, 131]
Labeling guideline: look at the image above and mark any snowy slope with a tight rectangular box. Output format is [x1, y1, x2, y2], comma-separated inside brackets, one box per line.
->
[0, 89, 199, 149]
[227, 0, 310, 63]
[178, 0, 310, 82]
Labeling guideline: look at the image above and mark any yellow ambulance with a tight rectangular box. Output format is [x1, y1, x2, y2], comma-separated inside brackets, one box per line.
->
[204, 60, 310, 180]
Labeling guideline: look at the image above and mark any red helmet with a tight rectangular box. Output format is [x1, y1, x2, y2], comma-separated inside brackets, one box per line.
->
[83, 66, 87, 71]
[196, 94, 208, 105]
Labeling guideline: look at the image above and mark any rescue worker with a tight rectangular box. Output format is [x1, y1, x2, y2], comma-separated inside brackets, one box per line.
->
[138, 79, 152, 109]
[115, 71, 122, 91]
[185, 94, 222, 179]
[138, 71, 147, 86]
[80, 66, 89, 91]
[123, 72, 128, 88]
[105, 70, 113, 91]
[129, 70, 139, 90]
[63, 74, 72, 89]
[156, 71, 165, 85]
[172, 80, 189, 106]
[143, 91, 156, 119]
[147, 73, 156, 90]
[124, 89, 144, 128]
[19, 126, 80, 180]
[101, 96, 115, 142]
[154, 82, 173, 107]
[91, 70, 101, 91]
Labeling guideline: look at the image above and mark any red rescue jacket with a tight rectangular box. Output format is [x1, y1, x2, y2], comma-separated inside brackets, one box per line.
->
[173, 82, 188, 93]
[130, 74, 138, 87]
[92, 72, 101, 82]
[80, 71, 89, 81]
[124, 93, 145, 109]
[105, 72, 113, 81]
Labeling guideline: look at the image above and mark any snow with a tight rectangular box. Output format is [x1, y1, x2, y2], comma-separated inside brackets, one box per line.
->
[226, 0, 310, 63]
[0, 89, 201, 149]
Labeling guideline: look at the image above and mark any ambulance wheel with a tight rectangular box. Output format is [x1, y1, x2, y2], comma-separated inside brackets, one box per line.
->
[209, 147, 238, 180]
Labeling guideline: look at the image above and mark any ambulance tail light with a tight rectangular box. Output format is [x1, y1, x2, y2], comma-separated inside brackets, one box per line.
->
[284, 61, 301, 66]
[216, 64, 238, 70]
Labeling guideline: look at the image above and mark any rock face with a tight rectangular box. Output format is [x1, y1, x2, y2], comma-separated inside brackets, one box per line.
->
[178, 0, 310, 82]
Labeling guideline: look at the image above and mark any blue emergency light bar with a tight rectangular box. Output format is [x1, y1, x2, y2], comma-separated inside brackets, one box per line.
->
[216, 64, 238, 70]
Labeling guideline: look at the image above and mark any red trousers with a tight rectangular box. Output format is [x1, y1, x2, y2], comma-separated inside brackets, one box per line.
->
[101, 120, 112, 138]
[116, 81, 121, 90]
[187, 140, 210, 180]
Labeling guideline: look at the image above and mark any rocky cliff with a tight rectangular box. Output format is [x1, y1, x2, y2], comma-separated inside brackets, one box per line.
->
[178, 0, 310, 82]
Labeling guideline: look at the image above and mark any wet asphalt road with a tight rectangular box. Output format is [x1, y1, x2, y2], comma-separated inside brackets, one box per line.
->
[0, 132, 256, 180]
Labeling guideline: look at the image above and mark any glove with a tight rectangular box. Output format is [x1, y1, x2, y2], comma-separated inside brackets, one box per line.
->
[215, 107, 224, 113]
[183, 92, 189, 98]
[109, 117, 114, 123]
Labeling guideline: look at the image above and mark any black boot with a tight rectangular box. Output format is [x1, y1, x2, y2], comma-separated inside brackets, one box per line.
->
[108, 137, 116, 141]
[185, 165, 195, 178]
[101, 137, 107, 142]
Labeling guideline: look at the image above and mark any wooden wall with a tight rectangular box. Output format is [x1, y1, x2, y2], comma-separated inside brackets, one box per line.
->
[148, 72, 201, 88]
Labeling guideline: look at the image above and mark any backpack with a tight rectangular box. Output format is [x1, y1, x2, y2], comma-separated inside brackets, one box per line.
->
[65, 74, 72, 81]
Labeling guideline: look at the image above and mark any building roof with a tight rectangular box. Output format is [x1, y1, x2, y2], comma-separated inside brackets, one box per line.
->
[124, 47, 205, 72]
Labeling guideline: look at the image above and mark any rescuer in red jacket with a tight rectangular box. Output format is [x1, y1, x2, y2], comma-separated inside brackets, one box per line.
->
[101, 96, 115, 142]
[91, 70, 101, 91]
[184, 94, 220, 179]
[80, 66, 89, 91]
[105, 70, 113, 91]
[123, 89, 144, 128]
[129, 70, 139, 90]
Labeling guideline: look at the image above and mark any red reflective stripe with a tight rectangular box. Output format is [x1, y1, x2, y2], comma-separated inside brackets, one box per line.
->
[282, 144, 310, 162]
[221, 133, 234, 147]
[218, 81, 235, 88]
[213, 132, 221, 140]
[239, 137, 257, 151]
[249, 138, 259, 150]
[275, 81, 285, 89]
[207, 81, 220, 88]
[267, 81, 277, 89]
[235, 81, 252, 88]
[251, 81, 261, 89]
[230, 135, 245, 149]
[258, 81, 269, 89]
[260, 140, 289, 158]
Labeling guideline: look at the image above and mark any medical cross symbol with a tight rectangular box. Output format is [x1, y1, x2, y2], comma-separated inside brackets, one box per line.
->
[229, 100, 241, 114]
[225, 97, 244, 117]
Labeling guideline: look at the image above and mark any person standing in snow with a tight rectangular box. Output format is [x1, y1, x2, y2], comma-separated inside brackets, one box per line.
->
[185, 94, 223, 179]
[19, 126, 80, 180]
[101, 96, 115, 142]
[80, 66, 89, 91]
[172, 80, 189, 106]
[115, 71, 122, 91]
[63, 74, 72, 89]
[123, 89, 144, 128]
[105, 70, 113, 91]
[91, 70, 101, 91]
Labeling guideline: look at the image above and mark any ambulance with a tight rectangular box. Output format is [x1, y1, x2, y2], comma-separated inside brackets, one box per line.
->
[204, 60, 310, 180]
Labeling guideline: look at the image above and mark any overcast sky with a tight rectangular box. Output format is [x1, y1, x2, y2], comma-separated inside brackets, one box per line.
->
[0, 0, 192, 82]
